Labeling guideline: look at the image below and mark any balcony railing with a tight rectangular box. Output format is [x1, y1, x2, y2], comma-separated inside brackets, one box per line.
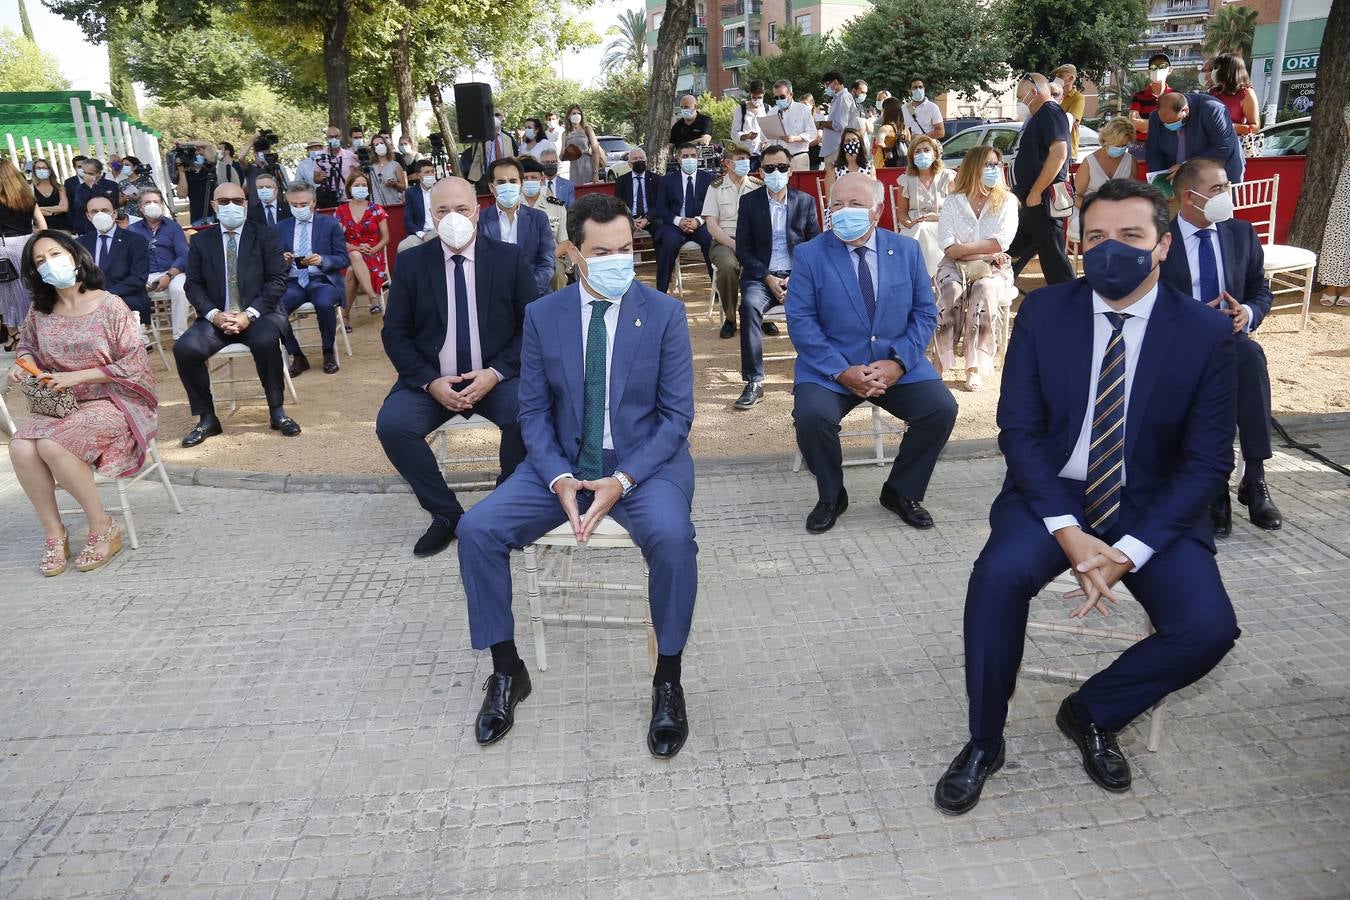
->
[1144, 26, 1206, 43]
[679, 53, 707, 72]
[1148, 2, 1210, 18]
[721, 38, 761, 66]
[719, 0, 762, 20]
[1130, 51, 1204, 68]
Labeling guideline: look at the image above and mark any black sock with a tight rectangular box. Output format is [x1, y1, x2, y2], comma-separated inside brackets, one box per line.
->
[1242, 459, 1265, 483]
[653, 652, 681, 686]
[490, 640, 524, 676]
[972, 736, 1003, 754]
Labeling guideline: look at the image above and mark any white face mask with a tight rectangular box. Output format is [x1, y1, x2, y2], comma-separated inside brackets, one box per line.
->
[437, 210, 475, 250]
[1015, 101, 1031, 122]
[569, 113, 582, 125]
[1150, 68, 1169, 85]
[90, 211, 115, 233]
[375, 143, 389, 156]
[1193, 189, 1234, 224]
[141, 202, 164, 220]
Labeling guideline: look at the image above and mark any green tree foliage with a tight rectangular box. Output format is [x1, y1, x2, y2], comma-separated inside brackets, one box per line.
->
[745, 24, 842, 100]
[491, 60, 586, 125]
[141, 83, 328, 163]
[1202, 4, 1258, 67]
[1000, 0, 1148, 85]
[696, 92, 737, 143]
[0, 27, 69, 91]
[585, 66, 650, 143]
[121, 11, 262, 103]
[601, 8, 647, 73]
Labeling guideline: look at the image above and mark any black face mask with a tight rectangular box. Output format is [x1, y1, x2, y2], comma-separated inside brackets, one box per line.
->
[543, 164, 559, 177]
[631, 161, 646, 174]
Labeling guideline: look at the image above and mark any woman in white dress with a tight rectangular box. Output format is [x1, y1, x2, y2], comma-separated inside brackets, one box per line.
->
[895, 135, 955, 276]
[1069, 117, 1137, 242]
[933, 146, 1019, 391]
[1318, 102, 1350, 307]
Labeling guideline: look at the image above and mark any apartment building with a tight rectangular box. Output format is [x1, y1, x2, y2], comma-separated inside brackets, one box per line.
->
[1131, 0, 1219, 71]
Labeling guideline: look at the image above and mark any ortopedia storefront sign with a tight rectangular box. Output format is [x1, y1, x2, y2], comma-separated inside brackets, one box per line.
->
[1264, 54, 1319, 74]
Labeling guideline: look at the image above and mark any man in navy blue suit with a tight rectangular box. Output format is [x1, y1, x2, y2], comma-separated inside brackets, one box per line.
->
[78, 195, 150, 325]
[376, 177, 539, 559]
[1161, 158, 1281, 533]
[788, 173, 957, 534]
[538, 147, 575, 207]
[1147, 92, 1244, 185]
[398, 160, 438, 254]
[614, 147, 659, 236]
[934, 179, 1240, 816]
[652, 142, 714, 294]
[456, 193, 698, 759]
[478, 158, 557, 296]
[733, 143, 820, 409]
[275, 184, 349, 376]
[246, 173, 292, 230]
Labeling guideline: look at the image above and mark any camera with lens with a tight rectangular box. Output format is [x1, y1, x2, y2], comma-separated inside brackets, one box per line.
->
[253, 128, 279, 152]
[428, 132, 445, 151]
[355, 145, 373, 169]
[133, 163, 154, 178]
[171, 143, 198, 169]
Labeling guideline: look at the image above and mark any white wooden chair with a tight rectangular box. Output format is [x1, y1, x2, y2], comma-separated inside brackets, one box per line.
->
[522, 516, 656, 673]
[671, 240, 707, 298]
[791, 404, 907, 472]
[56, 438, 184, 550]
[145, 290, 173, 370]
[0, 388, 17, 437]
[208, 342, 299, 415]
[708, 260, 726, 321]
[1230, 175, 1316, 331]
[1022, 574, 1166, 752]
[427, 413, 499, 490]
[288, 301, 353, 361]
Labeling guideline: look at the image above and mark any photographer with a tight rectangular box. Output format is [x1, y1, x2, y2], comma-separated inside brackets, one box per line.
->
[245, 129, 286, 198]
[174, 141, 217, 226]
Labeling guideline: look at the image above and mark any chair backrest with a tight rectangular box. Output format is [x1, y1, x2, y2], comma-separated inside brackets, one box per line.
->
[888, 182, 903, 230]
[1230, 174, 1278, 245]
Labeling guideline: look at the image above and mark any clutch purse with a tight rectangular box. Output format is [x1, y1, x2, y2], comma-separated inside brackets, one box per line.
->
[15, 358, 78, 418]
[560, 142, 583, 162]
[1047, 181, 1074, 219]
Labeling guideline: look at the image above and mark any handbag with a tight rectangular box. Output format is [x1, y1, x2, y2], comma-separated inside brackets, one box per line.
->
[20, 376, 79, 418]
[954, 259, 994, 283]
[1047, 180, 1074, 219]
[0, 234, 18, 284]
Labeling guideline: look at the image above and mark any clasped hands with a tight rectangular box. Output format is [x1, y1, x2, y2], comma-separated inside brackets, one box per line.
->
[837, 359, 903, 399]
[1207, 291, 1250, 333]
[428, 369, 500, 412]
[213, 311, 252, 336]
[677, 217, 699, 234]
[1054, 526, 1135, 619]
[553, 474, 625, 544]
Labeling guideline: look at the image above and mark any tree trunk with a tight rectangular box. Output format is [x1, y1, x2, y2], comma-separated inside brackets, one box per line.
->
[376, 91, 392, 135]
[428, 82, 462, 177]
[323, 1, 353, 134]
[643, 0, 696, 172]
[392, 30, 417, 144]
[106, 20, 138, 117]
[18, 0, 34, 41]
[1288, 0, 1350, 257]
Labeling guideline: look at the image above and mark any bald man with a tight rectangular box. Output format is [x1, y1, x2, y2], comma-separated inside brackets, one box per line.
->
[175, 182, 298, 447]
[376, 177, 540, 558]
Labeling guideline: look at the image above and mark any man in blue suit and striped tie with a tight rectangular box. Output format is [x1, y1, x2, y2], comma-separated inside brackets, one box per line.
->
[788, 173, 958, 534]
[934, 179, 1241, 815]
[457, 194, 699, 759]
[276, 184, 349, 376]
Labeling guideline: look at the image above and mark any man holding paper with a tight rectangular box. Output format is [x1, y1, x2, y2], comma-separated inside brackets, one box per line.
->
[764, 80, 820, 172]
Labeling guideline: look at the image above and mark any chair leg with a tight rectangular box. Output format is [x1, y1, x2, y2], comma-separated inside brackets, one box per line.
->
[1146, 697, 1166, 752]
[1300, 268, 1311, 331]
[116, 477, 139, 550]
[150, 444, 184, 514]
[791, 449, 803, 473]
[523, 544, 547, 672]
[338, 306, 353, 357]
[643, 562, 656, 674]
[870, 404, 886, 467]
[279, 343, 299, 403]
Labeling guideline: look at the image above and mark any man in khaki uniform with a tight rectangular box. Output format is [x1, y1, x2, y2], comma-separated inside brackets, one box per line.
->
[521, 156, 572, 290]
[701, 143, 763, 339]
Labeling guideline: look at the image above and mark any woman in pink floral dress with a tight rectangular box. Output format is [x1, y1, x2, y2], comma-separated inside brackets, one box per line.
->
[6, 230, 157, 576]
[337, 170, 390, 321]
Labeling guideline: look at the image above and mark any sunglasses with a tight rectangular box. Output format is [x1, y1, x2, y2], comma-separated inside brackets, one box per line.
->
[762, 163, 792, 173]
[1149, 63, 1170, 71]
[215, 197, 247, 206]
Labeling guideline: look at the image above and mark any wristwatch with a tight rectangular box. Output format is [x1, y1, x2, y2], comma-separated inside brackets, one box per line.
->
[613, 470, 636, 497]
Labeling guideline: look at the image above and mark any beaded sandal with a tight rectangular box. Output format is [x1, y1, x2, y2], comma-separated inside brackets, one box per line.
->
[40, 531, 70, 577]
[74, 521, 123, 573]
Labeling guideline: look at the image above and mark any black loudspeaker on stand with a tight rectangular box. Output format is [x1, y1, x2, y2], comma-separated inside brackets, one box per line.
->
[454, 83, 495, 144]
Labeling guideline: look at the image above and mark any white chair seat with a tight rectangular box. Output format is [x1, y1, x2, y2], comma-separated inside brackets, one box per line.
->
[209, 341, 298, 414]
[290, 300, 353, 359]
[536, 516, 631, 545]
[427, 414, 498, 488]
[1262, 243, 1316, 271]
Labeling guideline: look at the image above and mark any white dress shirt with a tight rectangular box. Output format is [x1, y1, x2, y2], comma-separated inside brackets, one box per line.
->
[822, 91, 855, 157]
[418, 187, 433, 234]
[732, 100, 766, 154]
[844, 229, 879, 288]
[206, 223, 259, 323]
[777, 101, 817, 156]
[437, 240, 483, 376]
[937, 193, 1019, 251]
[1178, 215, 1253, 331]
[768, 192, 792, 272]
[497, 207, 519, 244]
[1043, 286, 1158, 569]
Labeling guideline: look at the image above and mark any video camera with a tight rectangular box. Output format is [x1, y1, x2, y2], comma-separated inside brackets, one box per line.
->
[171, 143, 199, 169]
[355, 144, 373, 170]
[427, 132, 448, 177]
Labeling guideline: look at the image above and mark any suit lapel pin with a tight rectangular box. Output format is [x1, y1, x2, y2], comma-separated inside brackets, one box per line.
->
[887, 249, 894, 256]
[635, 318, 642, 327]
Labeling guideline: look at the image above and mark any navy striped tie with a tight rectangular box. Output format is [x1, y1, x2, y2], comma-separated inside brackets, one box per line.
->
[1084, 312, 1131, 533]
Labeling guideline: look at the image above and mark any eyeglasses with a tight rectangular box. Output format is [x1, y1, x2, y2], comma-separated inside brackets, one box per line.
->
[761, 163, 792, 173]
[215, 197, 247, 206]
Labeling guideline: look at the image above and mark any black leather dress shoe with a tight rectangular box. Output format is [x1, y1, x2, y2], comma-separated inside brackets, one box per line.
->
[476, 669, 531, 745]
[718, 320, 736, 339]
[647, 681, 689, 759]
[1210, 490, 1232, 537]
[413, 520, 458, 557]
[934, 740, 1005, 815]
[1237, 479, 1282, 530]
[288, 352, 311, 378]
[270, 415, 302, 437]
[180, 417, 223, 448]
[806, 488, 848, 534]
[1056, 695, 1131, 793]
[761, 320, 780, 336]
[733, 380, 764, 410]
[322, 350, 339, 374]
[880, 484, 934, 529]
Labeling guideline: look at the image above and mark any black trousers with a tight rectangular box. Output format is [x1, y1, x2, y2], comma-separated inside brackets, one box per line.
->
[1235, 333, 1272, 461]
[792, 379, 958, 504]
[1009, 199, 1075, 286]
[654, 223, 712, 294]
[172, 313, 289, 417]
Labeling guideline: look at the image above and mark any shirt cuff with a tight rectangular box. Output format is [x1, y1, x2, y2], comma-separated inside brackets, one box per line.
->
[548, 472, 574, 493]
[489, 367, 503, 383]
[205, 309, 219, 323]
[245, 307, 259, 320]
[1043, 515, 1080, 535]
[1113, 535, 1154, 571]
[1242, 304, 1254, 333]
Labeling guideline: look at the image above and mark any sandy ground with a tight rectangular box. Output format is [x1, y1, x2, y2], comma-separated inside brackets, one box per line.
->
[5, 260, 1348, 476]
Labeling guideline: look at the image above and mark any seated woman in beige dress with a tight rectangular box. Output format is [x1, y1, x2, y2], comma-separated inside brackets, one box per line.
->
[932, 146, 1019, 391]
[895, 135, 956, 276]
[7, 230, 157, 576]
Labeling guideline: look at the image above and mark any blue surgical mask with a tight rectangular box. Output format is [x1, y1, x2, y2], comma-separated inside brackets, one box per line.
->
[1107, 145, 1129, 158]
[764, 170, 789, 193]
[911, 88, 925, 101]
[981, 165, 1001, 188]
[831, 208, 872, 242]
[913, 151, 934, 169]
[775, 97, 790, 110]
[1164, 118, 1185, 132]
[680, 108, 696, 120]
[824, 86, 836, 99]
[216, 204, 246, 229]
[327, 137, 341, 148]
[257, 187, 275, 202]
[351, 185, 369, 200]
[290, 205, 313, 222]
[522, 180, 542, 198]
[495, 183, 521, 207]
[582, 253, 635, 300]
[1083, 238, 1159, 301]
[194, 155, 205, 167]
[732, 159, 751, 177]
[38, 255, 78, 289]
[680, 158, 698, 175]
[34, 168, 50, 180]
[524, 127, 536, 140]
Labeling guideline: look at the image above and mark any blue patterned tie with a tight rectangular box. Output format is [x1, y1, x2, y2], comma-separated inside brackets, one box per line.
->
[452, 254, 471, 375]
[1196, 228, 1220, 303]
[855, 246, 876, 323]
[578, 299, 612, 481]
[1084, 312, 1131, 533]
[296, 222, 310, 287]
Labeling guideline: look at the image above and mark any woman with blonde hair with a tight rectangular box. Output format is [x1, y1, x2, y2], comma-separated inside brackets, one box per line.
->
[932, 146, 1018, 390]
[561, 104, 605, 185]
[1069, 117, 1137, 241]
[0, 157, 46, 350]
[895, 135, 955, 275]
[873, 96, 905, 169]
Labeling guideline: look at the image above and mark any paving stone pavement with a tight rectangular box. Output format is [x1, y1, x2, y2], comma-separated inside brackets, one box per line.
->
[1, 423, 1348, 899]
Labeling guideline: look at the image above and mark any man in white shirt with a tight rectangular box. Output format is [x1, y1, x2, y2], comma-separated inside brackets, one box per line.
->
[902, 78, 945, 141]
[769, 79, 820, 172]
[821, 71, 857, 159]
[731, 80, 768, 166]
[935, 178, 1239, 816]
